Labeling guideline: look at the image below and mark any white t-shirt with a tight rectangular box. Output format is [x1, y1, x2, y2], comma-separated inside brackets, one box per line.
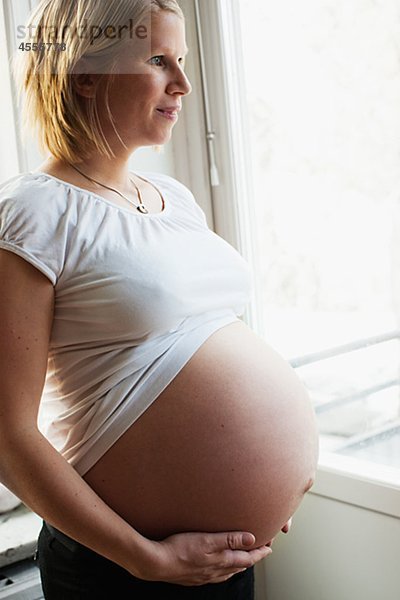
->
[0, 170, 253, 475]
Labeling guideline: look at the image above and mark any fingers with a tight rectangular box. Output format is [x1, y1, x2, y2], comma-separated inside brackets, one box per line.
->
[207, 531, 256, 552]
[281, 517, 293, 534]
[246, 544, 273, 564]
[222, 544, 272, 570]
[207, 531, 272, 570]
[238, 532, 256, 547]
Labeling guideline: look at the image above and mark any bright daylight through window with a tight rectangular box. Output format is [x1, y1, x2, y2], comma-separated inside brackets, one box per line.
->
[238, 0, 400, 472]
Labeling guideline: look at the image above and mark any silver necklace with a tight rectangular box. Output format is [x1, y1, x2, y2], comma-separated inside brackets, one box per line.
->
[66, 162, 160, 214]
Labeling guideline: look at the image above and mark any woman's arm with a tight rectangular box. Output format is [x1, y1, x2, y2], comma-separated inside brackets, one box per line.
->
[0, 249, 271, 585]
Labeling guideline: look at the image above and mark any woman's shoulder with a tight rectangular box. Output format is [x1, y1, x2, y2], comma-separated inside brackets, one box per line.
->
[0, 172, 73, 286]
[0, 171, 70, 213]
[0, 172, 35, 203]
[0, 171, 75, 257]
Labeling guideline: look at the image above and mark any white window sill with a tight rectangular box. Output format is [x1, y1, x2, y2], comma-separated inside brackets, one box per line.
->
[314, 450, 400, 518]
[0, 504, 41, 568]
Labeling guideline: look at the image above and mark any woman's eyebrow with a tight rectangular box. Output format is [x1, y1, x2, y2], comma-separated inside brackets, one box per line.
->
[153, 46, 189, 55]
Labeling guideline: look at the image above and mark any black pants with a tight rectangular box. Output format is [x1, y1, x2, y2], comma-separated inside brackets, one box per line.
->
[37, 522, 255, 599]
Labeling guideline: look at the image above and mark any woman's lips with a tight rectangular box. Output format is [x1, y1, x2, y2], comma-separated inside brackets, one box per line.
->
[156, 108, 179, 121]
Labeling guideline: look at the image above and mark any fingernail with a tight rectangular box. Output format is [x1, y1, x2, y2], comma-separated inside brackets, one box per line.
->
[241, 532, 255, 546]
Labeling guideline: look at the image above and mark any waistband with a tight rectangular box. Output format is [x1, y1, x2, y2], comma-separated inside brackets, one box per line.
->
[43, 521, 81, 553]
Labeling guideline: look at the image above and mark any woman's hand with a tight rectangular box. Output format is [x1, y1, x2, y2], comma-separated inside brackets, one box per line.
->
[135, 530, 272, 586]
[265, 517, 293, 548]
[281, 517, 293, 534]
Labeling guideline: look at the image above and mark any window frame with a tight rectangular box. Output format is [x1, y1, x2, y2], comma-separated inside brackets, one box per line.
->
[180, 0, 265, 335]
[0, 0, 21, 179]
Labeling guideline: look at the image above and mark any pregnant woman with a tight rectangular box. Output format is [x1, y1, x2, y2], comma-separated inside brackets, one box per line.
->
[0, 1, 319, 598]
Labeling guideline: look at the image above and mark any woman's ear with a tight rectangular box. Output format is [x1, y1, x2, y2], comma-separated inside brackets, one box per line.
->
[71, 72, 100, 99]
[71, 58, 102, 98]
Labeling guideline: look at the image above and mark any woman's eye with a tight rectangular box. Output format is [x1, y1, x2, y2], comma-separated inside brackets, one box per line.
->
[149, 56, 185, 68]
[149, 56, 165, 67]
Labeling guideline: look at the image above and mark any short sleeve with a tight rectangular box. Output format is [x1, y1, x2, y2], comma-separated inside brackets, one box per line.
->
[0, 177, 68, 285]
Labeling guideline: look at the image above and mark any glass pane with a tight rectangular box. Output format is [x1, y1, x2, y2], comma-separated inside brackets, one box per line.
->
[238, 0, 400, 470]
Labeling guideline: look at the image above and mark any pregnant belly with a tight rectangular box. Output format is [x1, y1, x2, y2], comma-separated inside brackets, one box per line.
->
[83, 320, 319, 547]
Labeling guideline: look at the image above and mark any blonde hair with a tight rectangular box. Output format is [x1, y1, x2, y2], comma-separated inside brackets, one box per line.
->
[12, 0, 184, 162]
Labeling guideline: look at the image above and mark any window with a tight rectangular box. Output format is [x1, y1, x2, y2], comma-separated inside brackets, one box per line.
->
[239, 0, 400, 473]
[194, 0, 400, 488]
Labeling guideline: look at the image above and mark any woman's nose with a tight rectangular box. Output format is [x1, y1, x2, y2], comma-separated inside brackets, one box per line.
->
[168, 68, 192, 96]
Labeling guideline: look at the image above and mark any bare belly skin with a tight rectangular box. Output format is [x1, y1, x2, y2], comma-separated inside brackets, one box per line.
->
[83, 320, 319, 547]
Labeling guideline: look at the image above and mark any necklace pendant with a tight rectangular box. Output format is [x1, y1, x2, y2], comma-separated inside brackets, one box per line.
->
[137, 203, 149, 214]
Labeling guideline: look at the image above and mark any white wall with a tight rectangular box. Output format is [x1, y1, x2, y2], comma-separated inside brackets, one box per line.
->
[255, 490, 400, 600]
